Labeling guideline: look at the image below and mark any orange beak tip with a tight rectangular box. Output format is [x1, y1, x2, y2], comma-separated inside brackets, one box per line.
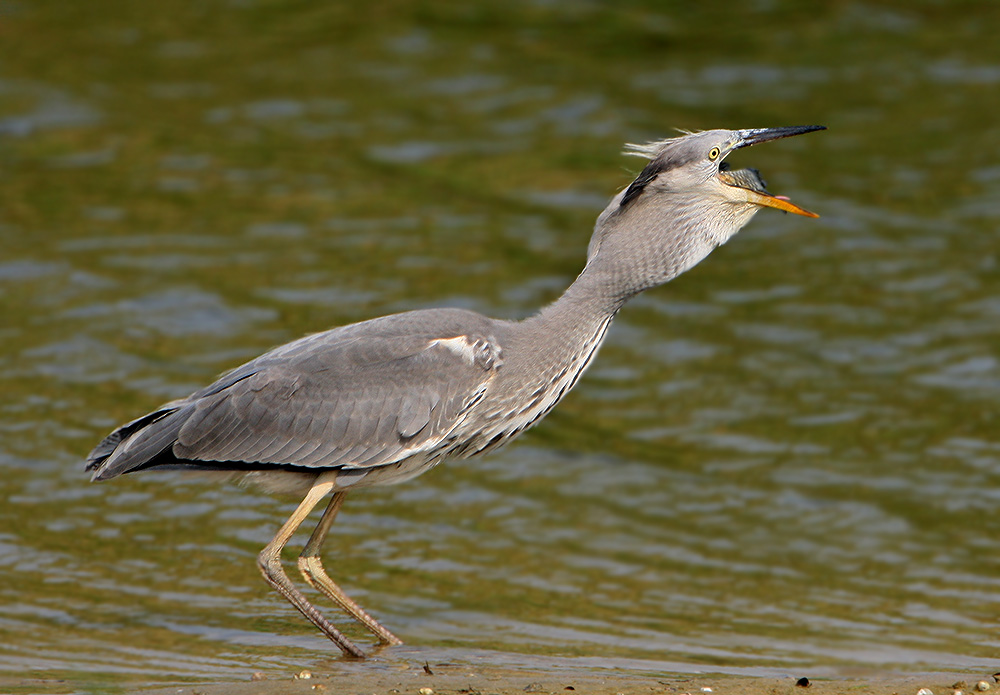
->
[749, 190, 819, 218]
[782, 205, 819, 219]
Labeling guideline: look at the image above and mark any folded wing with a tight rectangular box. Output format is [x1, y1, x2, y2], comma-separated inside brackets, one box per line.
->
[87, 317, 502, 481]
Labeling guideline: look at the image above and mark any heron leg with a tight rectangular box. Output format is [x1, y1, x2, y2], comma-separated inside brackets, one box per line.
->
[297, 490, 403, 646]
[257, 474, 367, 658]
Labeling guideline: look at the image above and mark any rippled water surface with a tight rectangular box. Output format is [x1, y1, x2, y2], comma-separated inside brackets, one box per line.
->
[3, 2, 1000, 692]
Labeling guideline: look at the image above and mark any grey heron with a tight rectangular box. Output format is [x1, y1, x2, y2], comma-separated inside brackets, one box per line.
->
[87, 125, 825, 658]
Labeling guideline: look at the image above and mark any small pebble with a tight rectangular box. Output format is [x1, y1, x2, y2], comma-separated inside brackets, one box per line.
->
[796, 678, 811, 688]
[419, 688, 434, 695]
[917, 689, 934, 695]
[701, 689, 713, 693]
[978, 682, 992, 692]
[295, 670, 312, 680]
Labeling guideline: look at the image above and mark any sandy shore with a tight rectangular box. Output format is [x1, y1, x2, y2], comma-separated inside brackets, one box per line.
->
[134, 658, 992, 695]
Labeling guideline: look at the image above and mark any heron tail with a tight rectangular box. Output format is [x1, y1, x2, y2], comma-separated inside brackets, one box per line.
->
[86, 405, 189, 481]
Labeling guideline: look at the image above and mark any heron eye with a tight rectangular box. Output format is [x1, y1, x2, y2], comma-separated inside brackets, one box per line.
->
[708, 147, 721, 161]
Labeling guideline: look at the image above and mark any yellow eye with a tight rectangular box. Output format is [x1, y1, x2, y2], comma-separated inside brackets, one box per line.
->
[708, 147, 721, 161]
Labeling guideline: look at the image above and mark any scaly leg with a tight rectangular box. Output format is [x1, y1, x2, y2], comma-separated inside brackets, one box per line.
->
[297, 490, 403, 646]
[257, 474, 367, 658]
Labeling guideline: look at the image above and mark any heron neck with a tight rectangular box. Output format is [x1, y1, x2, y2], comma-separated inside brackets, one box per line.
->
[521, 258, 632, 348]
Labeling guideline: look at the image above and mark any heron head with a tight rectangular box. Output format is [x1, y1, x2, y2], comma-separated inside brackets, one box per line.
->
[619, 125, 824, 218]
[584, 126, 824, 296]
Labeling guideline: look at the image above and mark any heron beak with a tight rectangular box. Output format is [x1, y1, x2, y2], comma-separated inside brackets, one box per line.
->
[732, 125, 826, 150]
[722, 125, 825, 218]
[741, 184, 819, 218]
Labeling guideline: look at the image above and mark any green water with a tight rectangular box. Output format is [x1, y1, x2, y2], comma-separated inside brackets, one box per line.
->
[3, 1, 1000, 691]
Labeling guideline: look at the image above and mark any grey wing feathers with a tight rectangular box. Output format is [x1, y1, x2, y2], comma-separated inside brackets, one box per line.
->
[88, 405, 188, 472]
[87, 312, 502, 481]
